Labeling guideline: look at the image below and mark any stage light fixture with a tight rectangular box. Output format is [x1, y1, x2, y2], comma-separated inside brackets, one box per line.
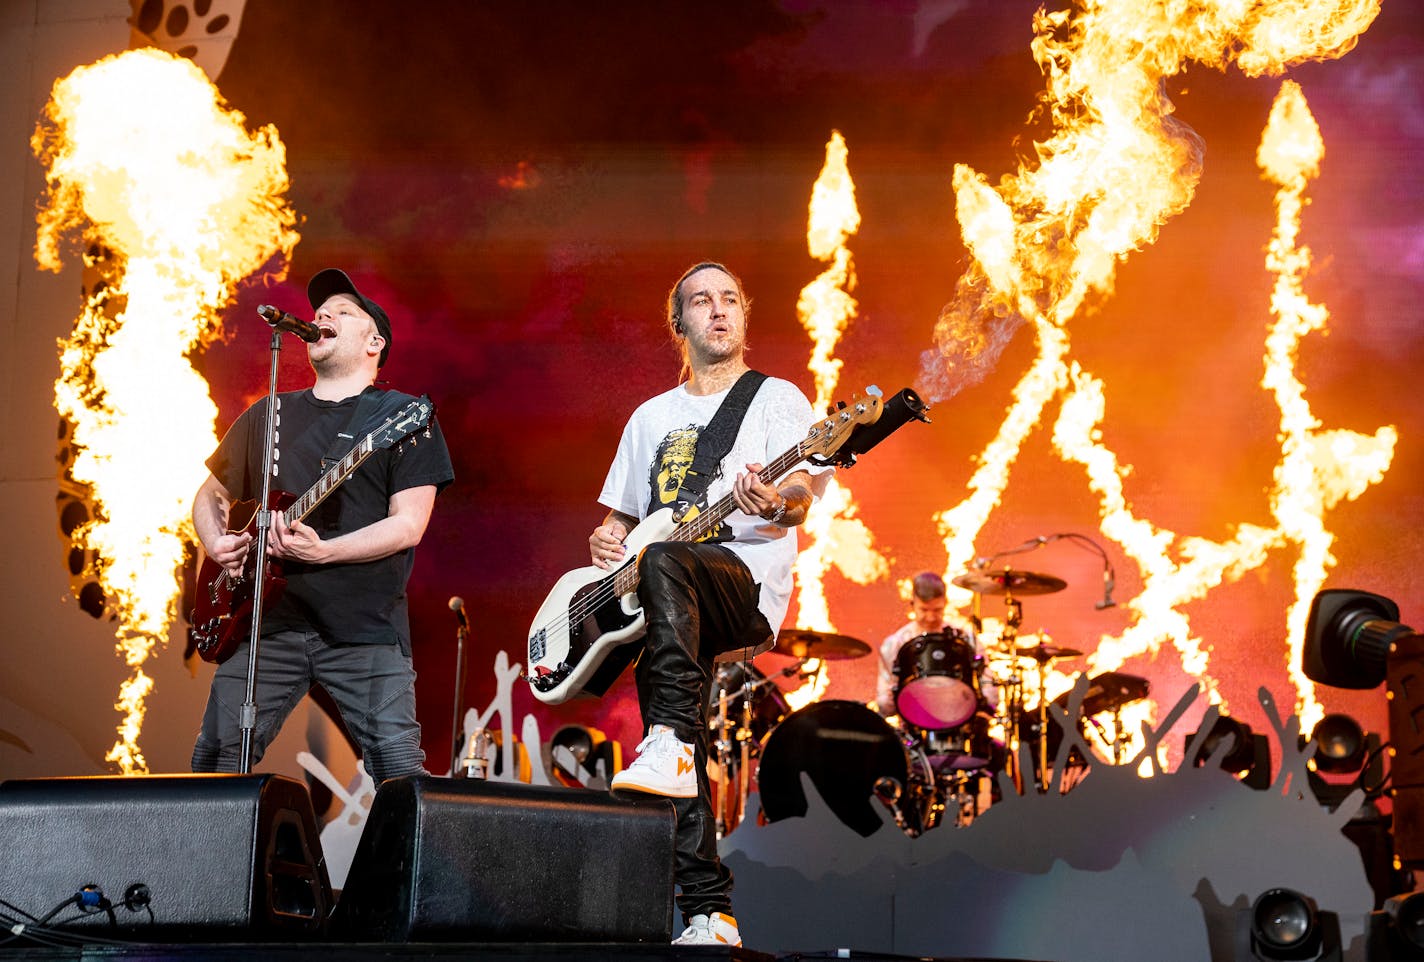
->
[1309, 714, 1366, 774]
[1367, 891, 1424, 960]
[1301, 588, 1424, 867]
[1301, 712, 1382, 810]
[1188, 715, 1272, 790]
[1237, 888, 1342, 961]
[1302, 588, 1409, 690]
[549, 725, 620, 788]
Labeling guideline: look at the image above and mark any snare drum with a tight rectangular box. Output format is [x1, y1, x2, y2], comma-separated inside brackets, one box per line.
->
[894, 629, 981, 729]
[757, 700, 913, 837]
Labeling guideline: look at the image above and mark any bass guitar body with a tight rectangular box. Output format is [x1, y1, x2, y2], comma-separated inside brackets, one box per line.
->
[525, 507, 679, 703]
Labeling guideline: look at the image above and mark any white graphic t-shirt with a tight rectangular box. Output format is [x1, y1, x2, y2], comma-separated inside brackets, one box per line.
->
[599, 377, 833, 636]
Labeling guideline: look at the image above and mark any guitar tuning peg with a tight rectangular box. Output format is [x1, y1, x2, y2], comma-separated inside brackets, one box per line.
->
[836, 400, 847, 410]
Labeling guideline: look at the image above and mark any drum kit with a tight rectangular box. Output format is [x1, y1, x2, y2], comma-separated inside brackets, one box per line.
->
[707, 567, 1150, 838]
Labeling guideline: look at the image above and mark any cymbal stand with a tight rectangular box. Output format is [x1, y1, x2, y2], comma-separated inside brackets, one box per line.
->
[999, 590, 1034, 791]
[711, 670, 735, 838]
[1107, 705, 1128, 765]
[1035, 649, 1050, 793]
[998, 666, 1026, 796]
[735, 681, 755, 829]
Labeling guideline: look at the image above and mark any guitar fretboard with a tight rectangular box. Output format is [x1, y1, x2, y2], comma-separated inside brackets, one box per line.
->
[289, 435, 377, 524]
[607, 436, 814, 598]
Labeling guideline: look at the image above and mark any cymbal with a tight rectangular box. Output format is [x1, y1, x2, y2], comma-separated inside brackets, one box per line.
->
[1053, 671, 1149, 716]
[1014, 642, 1083, 662]
[951, 569, 1067, 595]
[773, 629, 870, 661]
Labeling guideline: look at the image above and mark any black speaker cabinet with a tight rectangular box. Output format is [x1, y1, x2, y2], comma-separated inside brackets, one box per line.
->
[0, 773, 331, 940]
[334, 775, 676, 942]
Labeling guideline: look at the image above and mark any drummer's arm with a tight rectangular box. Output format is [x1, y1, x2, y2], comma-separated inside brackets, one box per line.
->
[874, 640, 898, 715]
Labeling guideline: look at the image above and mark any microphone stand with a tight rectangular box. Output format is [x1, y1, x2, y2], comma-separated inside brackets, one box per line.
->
[238, 329, 285, 773]
[449, 608, 470, 775]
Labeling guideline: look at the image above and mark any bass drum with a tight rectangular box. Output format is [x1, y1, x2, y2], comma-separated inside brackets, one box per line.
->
[757, 700, 912, 837]
[894, 629, 980, 729]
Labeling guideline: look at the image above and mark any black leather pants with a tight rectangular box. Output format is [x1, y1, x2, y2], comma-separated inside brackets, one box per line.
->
[633, 540, 771, 922]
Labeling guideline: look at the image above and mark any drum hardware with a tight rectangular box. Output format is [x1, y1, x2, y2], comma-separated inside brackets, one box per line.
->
[1050, 671, 1149, 765]
[708, 660, 796, 837]
[1015, 641, 1084, 663]
[985, 631, 1081, 793]
[893, 629, 982, 730]
[872, 776, 914, 834]
[1058, 670, 1149, 718]
[950, 568, 1069, 596]
[938, 769, 991, 827]
[772, 628, 872, 661]
[953, 566, 1064, 661]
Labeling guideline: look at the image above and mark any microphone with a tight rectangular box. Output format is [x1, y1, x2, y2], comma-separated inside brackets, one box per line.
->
[258, 304, 322, 343]
[1095, 567, 1117, 610]
[448, 596, 469, 629]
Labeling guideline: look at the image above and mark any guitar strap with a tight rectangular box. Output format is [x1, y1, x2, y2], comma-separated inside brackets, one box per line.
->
[672, 369, 768, 509]
[320, 387, 401, 471]
[583, 371, 767, 699]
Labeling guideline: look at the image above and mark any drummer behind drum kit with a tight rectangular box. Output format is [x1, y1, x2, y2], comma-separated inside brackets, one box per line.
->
[705, 567, 1151, 838]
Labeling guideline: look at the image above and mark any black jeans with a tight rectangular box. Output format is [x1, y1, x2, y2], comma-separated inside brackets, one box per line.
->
[632, 540, 771, 922]
[191, 629, 426, 783]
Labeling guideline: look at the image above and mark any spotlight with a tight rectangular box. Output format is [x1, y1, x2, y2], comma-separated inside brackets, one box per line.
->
[1367, 891, 1424, 960]
[1188, 715, 1272, 790]
[1309, 714, 1366, 774]
[1301, 713, 1383, 810]
[549, 725, 620, 788]
[1301, 588, 1424, 867]
[1236, 888, 1341, 961]
[1302, 588, 1409, 690]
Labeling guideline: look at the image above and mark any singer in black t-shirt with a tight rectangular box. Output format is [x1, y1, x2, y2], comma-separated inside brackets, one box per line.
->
[190, 268, 453, 781]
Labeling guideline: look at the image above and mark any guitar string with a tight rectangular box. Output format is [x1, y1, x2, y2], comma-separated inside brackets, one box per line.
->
[196, 402, 430, 640]
[532, 432, 827, 656]
[534, 406, 873, 651]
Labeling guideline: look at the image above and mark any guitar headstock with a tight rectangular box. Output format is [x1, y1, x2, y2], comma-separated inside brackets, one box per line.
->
[373, 396, 435, 450]
[802, 387, 883, 466]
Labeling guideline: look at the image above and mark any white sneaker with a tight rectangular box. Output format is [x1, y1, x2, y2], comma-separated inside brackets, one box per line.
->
[609, 724, 698, 797]
[672, 912, 741, 946]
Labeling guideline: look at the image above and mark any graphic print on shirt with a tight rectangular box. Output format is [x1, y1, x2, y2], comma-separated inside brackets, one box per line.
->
[647, 425, 731, 543]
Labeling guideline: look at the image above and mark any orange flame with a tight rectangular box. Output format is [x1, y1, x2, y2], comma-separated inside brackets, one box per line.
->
[789, 130, 886, 711]
[1256, 80, 1396, 734]
[925, 1, 1384, 758]
[33, 48, 300, 772]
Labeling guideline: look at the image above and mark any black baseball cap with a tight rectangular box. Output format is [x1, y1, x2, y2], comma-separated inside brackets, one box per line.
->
[306, 268, 393, 367]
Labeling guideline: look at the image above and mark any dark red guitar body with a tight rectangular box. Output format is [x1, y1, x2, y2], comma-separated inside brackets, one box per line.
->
[187, 491, 295, 664]
[185, 394, 435, 665]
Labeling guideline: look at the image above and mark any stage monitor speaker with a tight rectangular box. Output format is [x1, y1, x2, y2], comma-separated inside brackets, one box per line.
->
[334, 775, 676, 942]
[0, 773, 331, 941]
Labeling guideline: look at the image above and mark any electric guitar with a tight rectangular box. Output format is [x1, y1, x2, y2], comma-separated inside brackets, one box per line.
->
[187, 396, 434, 664]
[525, 391, 884, 705]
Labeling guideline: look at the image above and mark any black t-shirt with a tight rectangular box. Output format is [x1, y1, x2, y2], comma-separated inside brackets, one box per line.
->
[207, 387, 454, 645]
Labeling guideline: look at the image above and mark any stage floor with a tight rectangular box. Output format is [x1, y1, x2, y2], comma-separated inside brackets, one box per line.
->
[0, 942, 1036, 962]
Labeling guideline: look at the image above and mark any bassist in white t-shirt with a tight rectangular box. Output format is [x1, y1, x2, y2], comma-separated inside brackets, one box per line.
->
[587, 262, 830, 947]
